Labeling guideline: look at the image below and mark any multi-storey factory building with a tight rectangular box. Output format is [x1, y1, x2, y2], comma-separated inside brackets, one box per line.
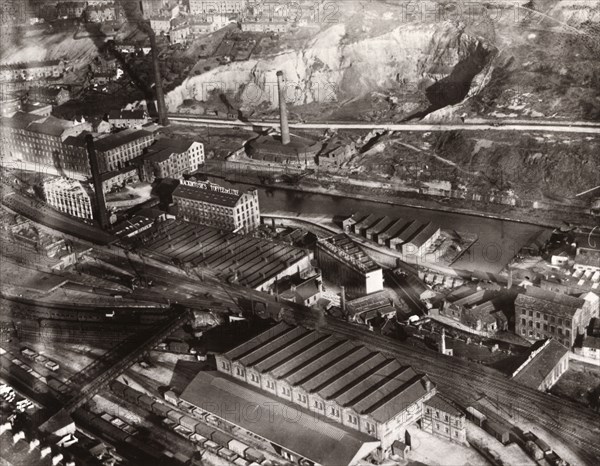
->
[213, 322, 436, 450]
[43, 177, 94, 220]
[316, 233, 383, 298]
[172, 180, 260, 234]
[515, 286, 599, 348]
[140, 138, 204, 182]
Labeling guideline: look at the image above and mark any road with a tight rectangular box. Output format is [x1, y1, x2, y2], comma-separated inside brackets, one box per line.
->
[169, 114, 600, 134]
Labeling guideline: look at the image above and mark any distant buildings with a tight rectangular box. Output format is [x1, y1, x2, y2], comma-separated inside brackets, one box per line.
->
[43, 177, 94, 220]
[574, 247, 600, 274]
[318, 140, 357, 167]
[27, 86, 71, 106]
[1, 112, 92, 177]
[511, 339, 569, 391]
[107, 109, 150, 129]
[208, 322, 437, 455]
[439, 287, 508, 336]
[240, 17, 291, 33]
[84, 3, 116, 22]
[0, 59, 66, 81]
[515, 286, 599, 348]
[140, 138, 204, 181]
[173, 180, 260, 234]
[170, 23, 190, 44]
[189, 0, 246, 15]
[150, 15, 171, 34]
[316, 234, 383, 298]
[94, 128, 155, 171]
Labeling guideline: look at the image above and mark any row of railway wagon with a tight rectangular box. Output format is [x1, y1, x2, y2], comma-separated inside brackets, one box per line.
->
[110, 381, 269, 466]
[467, 407, 568, 466]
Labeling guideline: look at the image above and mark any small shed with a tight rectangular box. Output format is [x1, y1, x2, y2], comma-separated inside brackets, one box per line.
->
[392, 440, 409, 460]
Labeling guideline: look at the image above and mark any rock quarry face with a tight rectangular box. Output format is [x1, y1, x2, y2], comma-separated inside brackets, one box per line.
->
[165, 21, 494, 117]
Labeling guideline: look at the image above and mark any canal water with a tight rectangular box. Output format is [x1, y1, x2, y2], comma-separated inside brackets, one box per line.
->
[208, 177, 547, 276]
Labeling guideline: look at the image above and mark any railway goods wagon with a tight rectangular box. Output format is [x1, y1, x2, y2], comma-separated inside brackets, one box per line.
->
[123, 387, 143, 404]
[218, 447, 238, 462]
[110, 381, 127, 396]
[483, 419, 512, 445]
[125, 435, 165, 460]
[234, 457, 250, 466]
[167, 409, 185, 424]
[203, 440, 221, 454]
[194, 422, 215, 438]
[525, 440, 544, 461]
[46, 377, 65, 393]
[152, 402, 172, 418]
[243, 448, 265, 463]
[138, 394, 155, 411]
[211, 430, 234, 446]
[180, 415, 199, 432]
[545, 452, 567, 466]
[91, 414, 130, 443]
[535, 438, 552, 455]
[228, 439, 249, 457]
[466, 406, 486, 427]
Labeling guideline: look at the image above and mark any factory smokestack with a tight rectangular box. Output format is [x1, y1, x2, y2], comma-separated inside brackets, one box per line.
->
[276, 71, 290, 145]
[148, 29, 169, 126]
[86, 134, 110, 230]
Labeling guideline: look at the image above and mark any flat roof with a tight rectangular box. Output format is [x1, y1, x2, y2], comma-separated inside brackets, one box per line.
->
[221, 322, 432, 424]
[180, 371, 379, 466]
[512, 339, 569, 389]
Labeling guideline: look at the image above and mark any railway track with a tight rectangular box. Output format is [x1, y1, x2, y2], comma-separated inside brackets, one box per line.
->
[314, 315, 600, 465]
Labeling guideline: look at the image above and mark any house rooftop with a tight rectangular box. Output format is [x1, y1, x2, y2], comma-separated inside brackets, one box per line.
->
[425, 394, 464, 417]
[515, 286, 586, 318]
[512, 339, 569, 389]
[95, 128, 152, 152]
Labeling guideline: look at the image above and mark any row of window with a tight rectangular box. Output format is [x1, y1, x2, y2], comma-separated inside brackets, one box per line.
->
[230, 362, 377, 434]
[520, 309, 571, 327]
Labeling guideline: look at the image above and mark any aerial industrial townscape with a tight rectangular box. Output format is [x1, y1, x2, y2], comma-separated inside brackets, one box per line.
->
[0, 1, 599, 466]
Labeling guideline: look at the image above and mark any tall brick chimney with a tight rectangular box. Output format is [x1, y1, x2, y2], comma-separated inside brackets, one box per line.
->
[276, 71, 290, 145]
[86, 134, 110, 230]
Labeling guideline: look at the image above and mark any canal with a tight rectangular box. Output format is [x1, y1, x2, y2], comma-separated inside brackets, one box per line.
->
[207, 177, 548, 276]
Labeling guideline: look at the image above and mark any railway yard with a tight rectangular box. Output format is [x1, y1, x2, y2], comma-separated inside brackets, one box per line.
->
[1, 174, 600, 466]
